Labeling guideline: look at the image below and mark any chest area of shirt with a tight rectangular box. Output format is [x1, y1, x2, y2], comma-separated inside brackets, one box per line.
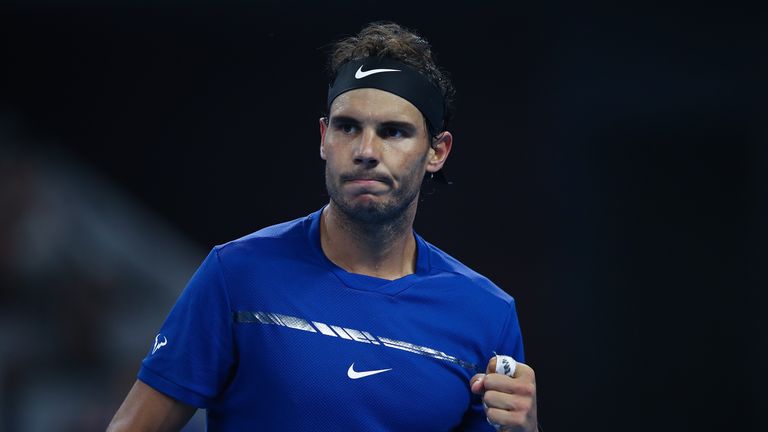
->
[229, 305, 477, 429]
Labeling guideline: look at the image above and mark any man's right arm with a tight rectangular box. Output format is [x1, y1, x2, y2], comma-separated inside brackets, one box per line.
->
[107, 379, 197, 432]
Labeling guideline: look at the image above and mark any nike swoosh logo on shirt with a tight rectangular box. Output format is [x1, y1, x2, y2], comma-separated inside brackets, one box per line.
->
[347, 363, 392, 379]
[355, 65, 401, 79]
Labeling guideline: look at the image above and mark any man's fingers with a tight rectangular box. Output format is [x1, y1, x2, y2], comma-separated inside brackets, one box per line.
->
[486, 406, 532, 431]
[487, 356, 534, 380]
[469, 373, 486, 394]
[484, 390, 534, 413]
[476, 357, 536, 397]
[483, 390, 516, 410]
[477, 357, 538, 431]
[482, 372, 536, 395]
[485, 407, 517, 428]
[511, 361, 536, 381]
[486, 355, 516, 377]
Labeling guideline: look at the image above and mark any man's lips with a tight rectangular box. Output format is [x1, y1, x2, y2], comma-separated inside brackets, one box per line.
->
[348, 179, 383, 185]
[340, 174, 392, 187]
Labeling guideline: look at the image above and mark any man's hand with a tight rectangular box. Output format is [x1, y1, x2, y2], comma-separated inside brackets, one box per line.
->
[469, 356, 538, 432]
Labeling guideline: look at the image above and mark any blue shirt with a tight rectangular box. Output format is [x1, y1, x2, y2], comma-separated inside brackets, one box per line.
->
[139, 208, 524, 431]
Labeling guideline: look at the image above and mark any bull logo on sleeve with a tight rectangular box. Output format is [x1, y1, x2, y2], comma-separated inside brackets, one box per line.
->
[152, 333, 168, 355]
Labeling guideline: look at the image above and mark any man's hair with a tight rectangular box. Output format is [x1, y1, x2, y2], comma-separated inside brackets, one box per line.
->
[327, 21, 455, 132]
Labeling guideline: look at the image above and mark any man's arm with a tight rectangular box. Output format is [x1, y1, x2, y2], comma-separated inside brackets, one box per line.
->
[107, 379, 197, 432]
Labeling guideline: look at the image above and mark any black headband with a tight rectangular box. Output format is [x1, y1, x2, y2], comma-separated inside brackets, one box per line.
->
[327, 58, 445, 135]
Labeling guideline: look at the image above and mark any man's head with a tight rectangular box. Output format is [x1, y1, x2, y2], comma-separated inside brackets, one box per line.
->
[320, 22, 454, 226]
[326, 21, 455, 134]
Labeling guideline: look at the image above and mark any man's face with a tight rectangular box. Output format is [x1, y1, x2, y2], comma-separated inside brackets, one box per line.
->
[320, 88, 439, 224]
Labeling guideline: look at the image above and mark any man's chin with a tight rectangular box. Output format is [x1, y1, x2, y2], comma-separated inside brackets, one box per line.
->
[335, 198, 399, 224]
[348, 203, 388, 219]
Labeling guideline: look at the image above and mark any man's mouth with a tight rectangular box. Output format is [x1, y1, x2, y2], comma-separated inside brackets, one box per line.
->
[341, 174, 392, 187]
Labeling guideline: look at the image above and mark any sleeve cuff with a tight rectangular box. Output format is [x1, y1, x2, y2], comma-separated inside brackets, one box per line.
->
[137, 365, 212, 409]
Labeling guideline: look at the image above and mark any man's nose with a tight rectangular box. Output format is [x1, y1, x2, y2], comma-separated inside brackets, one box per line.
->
[353, 128, 380, 168]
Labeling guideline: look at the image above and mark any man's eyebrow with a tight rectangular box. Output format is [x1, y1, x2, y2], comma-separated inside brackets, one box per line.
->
[379, 121, 417, 134]
[328, 115, 361, 126]
[329, 116, 419, 135]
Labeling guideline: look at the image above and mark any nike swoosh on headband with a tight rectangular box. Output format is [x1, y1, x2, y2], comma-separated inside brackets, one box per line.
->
[347, 363, 393, 379]
[355, 65, 401, 79]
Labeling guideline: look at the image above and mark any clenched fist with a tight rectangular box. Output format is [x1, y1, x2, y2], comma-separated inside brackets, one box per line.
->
[469, 355, 538, 432]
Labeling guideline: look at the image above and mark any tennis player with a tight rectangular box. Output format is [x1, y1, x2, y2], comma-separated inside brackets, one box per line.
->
[108, 21, 538, 431]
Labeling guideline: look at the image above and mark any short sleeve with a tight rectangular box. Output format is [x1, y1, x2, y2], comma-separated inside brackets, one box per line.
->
[138, 247, 235, 408]
[495, 299, 525, 363]
[456, 300, 526, 431]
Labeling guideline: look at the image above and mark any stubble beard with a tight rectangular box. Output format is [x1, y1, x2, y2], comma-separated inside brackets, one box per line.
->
[325, 165, 424, 230]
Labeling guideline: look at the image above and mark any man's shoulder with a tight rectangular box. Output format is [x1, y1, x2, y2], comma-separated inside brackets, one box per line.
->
[422, 239, 514, 304]
[213, 210, 319, 260]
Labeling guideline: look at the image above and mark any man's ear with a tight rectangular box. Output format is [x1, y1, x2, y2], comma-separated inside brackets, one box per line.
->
[426, 131, 453, 173]
[319, 117, 328, 160]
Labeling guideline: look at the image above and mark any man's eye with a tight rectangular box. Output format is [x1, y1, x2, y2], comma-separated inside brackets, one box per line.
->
[338, 124, 357, 134]
[383, 127, 404, 138]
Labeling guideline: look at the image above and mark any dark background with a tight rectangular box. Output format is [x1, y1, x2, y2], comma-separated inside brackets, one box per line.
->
[1, 1, 765, 431]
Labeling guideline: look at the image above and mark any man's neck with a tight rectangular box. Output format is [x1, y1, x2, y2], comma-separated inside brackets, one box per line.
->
[320, 201, 418, 280]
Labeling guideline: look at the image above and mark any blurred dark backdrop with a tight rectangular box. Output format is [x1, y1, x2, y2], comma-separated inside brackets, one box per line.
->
[1, 1, 765, 431]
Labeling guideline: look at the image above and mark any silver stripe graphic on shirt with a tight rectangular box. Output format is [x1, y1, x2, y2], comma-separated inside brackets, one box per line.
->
[312, 321, 338, 337]
[376, 336, 475, 370]
[330, 325, 353, 340]
[344, 327, 373, 344]
[235, 311, 316, 332]
[275, 314, 316, 332]
[234, 310, 477, 371]
[362, 331, 381, 345]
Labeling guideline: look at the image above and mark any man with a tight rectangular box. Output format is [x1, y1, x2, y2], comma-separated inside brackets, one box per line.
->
[109, 22, 538, 431]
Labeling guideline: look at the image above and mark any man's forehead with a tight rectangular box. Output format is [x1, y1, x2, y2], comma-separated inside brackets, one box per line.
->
[329, 88, 423, 123]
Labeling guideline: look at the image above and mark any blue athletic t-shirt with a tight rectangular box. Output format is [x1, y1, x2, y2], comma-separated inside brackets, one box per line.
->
[139, 207, 524, 431]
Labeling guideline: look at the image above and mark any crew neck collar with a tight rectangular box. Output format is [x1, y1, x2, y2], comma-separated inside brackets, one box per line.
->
[305, 207, 430, 296]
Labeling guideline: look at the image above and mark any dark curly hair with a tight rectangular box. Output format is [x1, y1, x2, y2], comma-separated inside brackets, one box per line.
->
[327, 21, 455, 132]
